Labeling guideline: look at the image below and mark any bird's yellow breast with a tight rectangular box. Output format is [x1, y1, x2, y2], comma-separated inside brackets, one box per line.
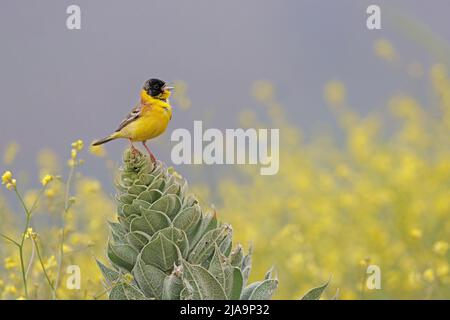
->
[122, 101, 172, 142]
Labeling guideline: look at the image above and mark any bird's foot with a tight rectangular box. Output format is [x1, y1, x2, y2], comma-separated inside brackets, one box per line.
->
[142, 142, 157, 163]
[129, 144, 139, 157]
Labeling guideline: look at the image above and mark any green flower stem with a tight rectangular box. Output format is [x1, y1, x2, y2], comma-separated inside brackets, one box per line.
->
[15, 188, 32, 299]
[52, 165, 75, 299]
[0, 233, 20, 247]
[33, 238, 55, 291]
[13, 185, 47, 299]
[92, 281, 120, 300]
[25, 238, 36, 278]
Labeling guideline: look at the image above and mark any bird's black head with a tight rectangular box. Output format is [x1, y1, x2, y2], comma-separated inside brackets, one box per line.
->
[143, 78, 167, 97]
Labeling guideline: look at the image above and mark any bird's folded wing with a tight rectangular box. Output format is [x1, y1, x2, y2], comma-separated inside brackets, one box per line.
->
[115, 105, 142, 132]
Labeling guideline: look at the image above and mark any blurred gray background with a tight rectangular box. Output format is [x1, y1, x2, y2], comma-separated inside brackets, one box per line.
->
[1, 0, 449, 186]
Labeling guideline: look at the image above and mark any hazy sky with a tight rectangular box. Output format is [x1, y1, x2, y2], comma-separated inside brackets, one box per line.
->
[1, 0, 449, 185]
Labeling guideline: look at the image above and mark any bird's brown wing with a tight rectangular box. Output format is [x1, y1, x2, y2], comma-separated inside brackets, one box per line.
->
[115, 105, 142, 132]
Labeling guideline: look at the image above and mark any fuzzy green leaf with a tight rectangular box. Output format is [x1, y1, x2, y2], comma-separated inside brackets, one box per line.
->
[248, 279, 278, 300]
[155, 227, 189, 258]
[141, 233, 180, 272]
[300, 280, 329, 300]
[172, 205, 202, 241]
[208, 246, 226, 288]
[137, 173, 153, 185]
[108, 221, 126, 241]
[241, 246, 253, 287]
[118, 194, 136, 205]
[189, 225, 232, 265]
[240, 281, 261, 300]
[122, 204, 141, 217]
[162, 267, 184, 300]
[230, 244, 244, 268]
[109, 283, 147, 300]
[133, 256, 166, 299]
[148, 178, 165, 192]
[228, 267, 243, 300]
[150, 194, 182, 219]
[96, 259, 120, 286]
[131, 199, 152, 211]
[107, 242, 138, 272]
[189, 212, 218, 249]
[138, 189, 163, 204]
[163, 181, 181, 196]
[130, 208, 171, 236]
[264, 266, 275, 280]
[181, 260, 227, 300]
[125, 231, 150, 251]
[128, 185, 147, 196]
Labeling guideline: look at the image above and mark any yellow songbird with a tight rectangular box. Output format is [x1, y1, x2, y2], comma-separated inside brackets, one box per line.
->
[92, 78, 173, 162]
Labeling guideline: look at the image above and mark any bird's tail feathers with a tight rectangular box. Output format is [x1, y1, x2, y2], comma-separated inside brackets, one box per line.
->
[92, 133, 118, 146]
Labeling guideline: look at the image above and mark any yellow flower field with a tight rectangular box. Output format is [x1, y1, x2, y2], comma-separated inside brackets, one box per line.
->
[0, 38, 449, 299]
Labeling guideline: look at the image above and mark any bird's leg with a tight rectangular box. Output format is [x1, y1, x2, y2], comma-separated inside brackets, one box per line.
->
[129, 139, 138, 156]
[142, 141, 157, 163]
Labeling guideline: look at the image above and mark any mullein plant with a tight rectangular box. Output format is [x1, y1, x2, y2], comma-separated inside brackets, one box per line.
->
[97, 149, 280, 300]
[98, 149, 329, 300]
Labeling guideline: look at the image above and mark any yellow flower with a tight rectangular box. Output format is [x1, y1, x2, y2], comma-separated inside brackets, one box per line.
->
[335, 164, 350, 178]
[4, 257, 18, 270]
[359, 257, 371, 267]
[436, 263, 449, 278]
[67, 159, 76, 168]
[44, 255, 57, 269]
[45, 188, 56, 198]
[3, 142, 19, 165]
[71, 139, 84, 151]
[374, 38, 397, 63]
[80, 179, 101, 194]
[430, 63, 447, 81]
[423, 269, 435, 283]
[6, 179, 16, 190]
[41, 174, 53, 186]
[2, 170, 18, 191]
[409, 228, 423, 239]
[4, 285, 17, 295]
[89, 144, 106, 157]
[1, 170, 13, 184]
[433, 241, 449, 256]
[251, 80, 275, 103]
[37, 149, 61, 174]
[68, 197, 76, 205]
[63, 244, 72, 254]
[324, 81, 346, 106]
[71, 149, 78, 160]
[123, 273, 134, 284]
[24, 227, 37, 240]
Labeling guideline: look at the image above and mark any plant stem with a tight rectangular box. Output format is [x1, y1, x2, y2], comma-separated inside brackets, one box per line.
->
[92, 277, 123, 300]
[26, 238, 36, 278]
[15, 188, 31, 299]
[52, 165, 75, 299]
[360, 266, 367, 300]
[33, 238, 55, 291]
[0, 233, 20, 247]
[18, 246, 28, 298]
